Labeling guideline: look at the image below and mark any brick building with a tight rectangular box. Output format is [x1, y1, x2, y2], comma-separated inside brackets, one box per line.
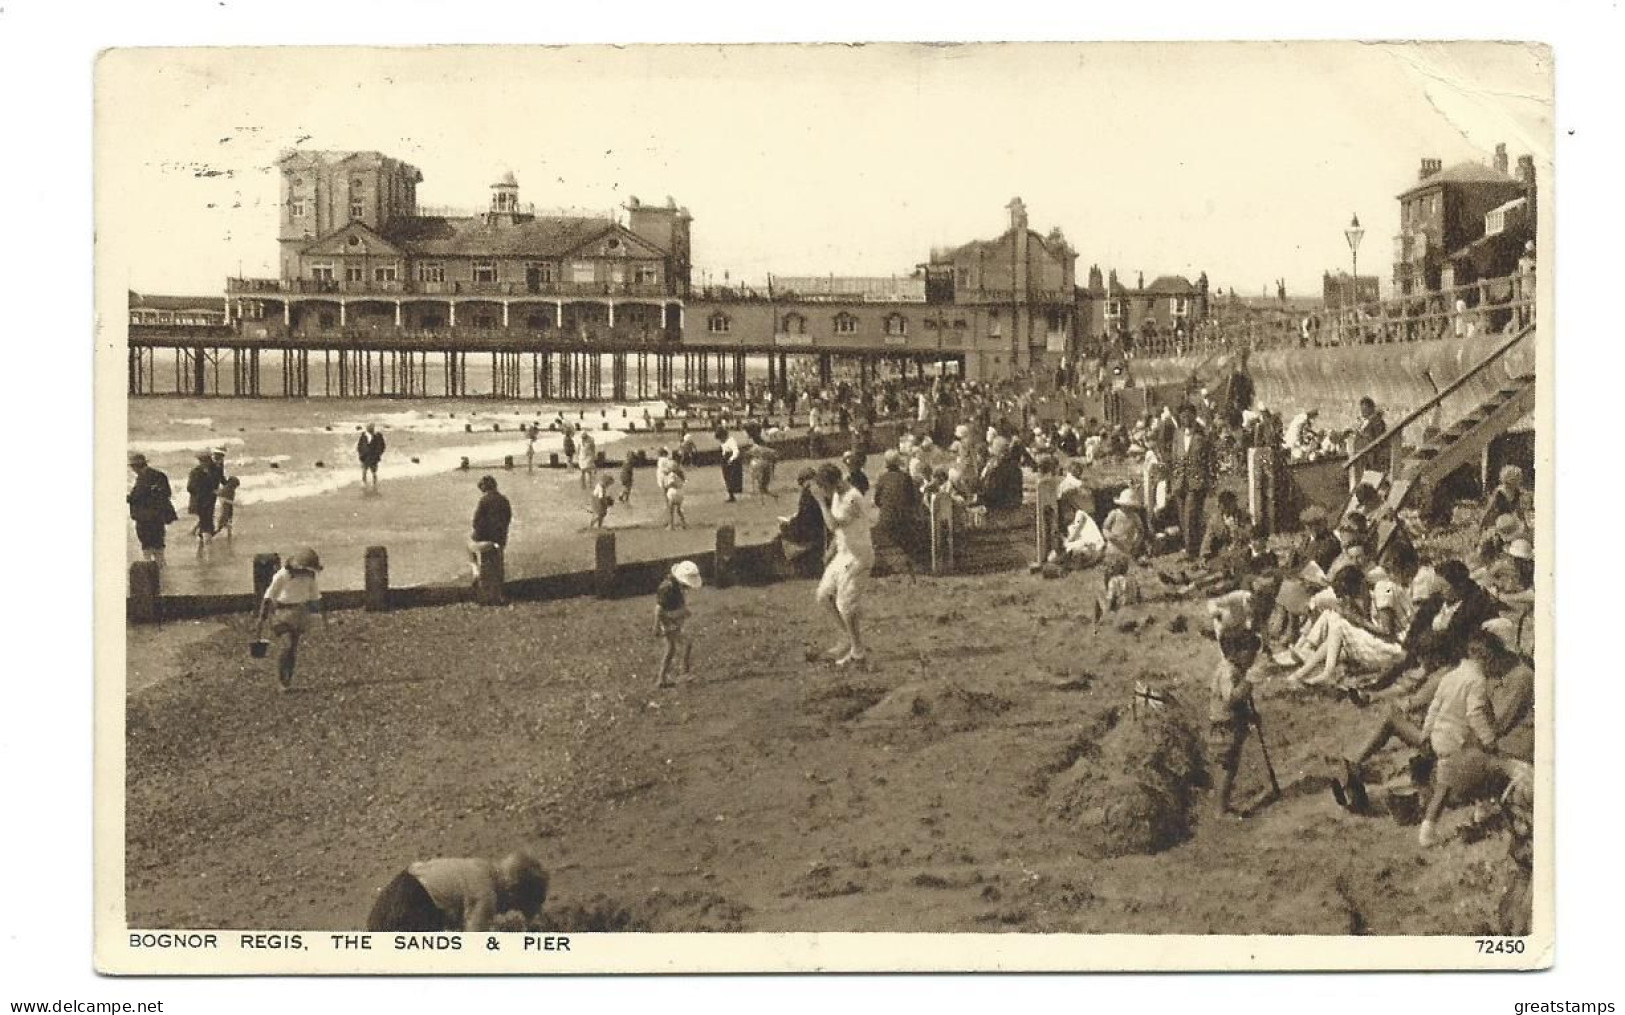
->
[1321, 271, 1380, 309]
[1392, 143, 1533, 296]
[1076, 266, 1210, 349]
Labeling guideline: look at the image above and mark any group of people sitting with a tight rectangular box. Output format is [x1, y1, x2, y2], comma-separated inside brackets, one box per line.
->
[1198, 464, 1535, 860]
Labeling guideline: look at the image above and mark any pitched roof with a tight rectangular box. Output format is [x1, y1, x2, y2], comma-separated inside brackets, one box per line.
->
[381, 215, 667, 259]
[129, 291, 227, 312]
[1397, 161, 1519, 199]
[1145, 275, 1195, 294]
[300, 220, 406, 258]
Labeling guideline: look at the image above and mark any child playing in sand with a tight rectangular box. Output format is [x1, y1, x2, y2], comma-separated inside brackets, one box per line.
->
[653, 560, 702, 688]
[215, 476, 240, 540]
[664, 467, 688, 530]
[589, 473, 615, 528]
[1210, 628, 1263, 818]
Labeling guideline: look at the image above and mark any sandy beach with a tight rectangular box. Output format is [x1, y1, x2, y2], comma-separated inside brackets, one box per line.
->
[125, 560, 1518, 934]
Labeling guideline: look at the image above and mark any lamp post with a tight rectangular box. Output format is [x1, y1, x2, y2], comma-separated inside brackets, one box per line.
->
[1344, 213, 1365, 340]
[1344, 213, 1365, 307]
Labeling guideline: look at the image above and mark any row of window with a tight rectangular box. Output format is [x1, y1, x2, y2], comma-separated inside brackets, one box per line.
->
[303, 261, 662, 286]
[1103, 297, 1189, 318]
[708, 312, 967, 336]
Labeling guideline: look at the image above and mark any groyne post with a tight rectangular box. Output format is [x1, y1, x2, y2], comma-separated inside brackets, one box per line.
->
[474, 546, 506, 606]
[594, 532, 617, 598]
[364, 546, 390, 612]
[715, 525, 736, 588]
[129, 561, 161, 624]
[251, 553, 282, 599]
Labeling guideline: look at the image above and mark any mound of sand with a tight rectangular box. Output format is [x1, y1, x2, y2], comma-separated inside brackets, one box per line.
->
[863, 680, 1014, 731]
[1046, 699, 1208, 858]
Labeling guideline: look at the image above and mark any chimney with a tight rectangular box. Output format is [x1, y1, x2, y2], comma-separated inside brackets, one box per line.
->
[1493, 143, 1509, 176]
[1516, 154, 1536, 189]
[1088, 265, 1104, 291]
[1419, 158, 1443, 181]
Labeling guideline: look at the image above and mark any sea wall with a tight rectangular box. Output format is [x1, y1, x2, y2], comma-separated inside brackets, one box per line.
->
[1128, 329, 1537, 428]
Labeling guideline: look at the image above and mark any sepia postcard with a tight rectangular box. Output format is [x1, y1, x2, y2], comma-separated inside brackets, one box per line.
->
[94, 41, 1555, 973]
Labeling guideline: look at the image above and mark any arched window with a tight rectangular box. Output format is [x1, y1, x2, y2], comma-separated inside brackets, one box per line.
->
[708, 313, 731, 334]
[884, 313, 907, 336]
[781, 312, 806, 334]
[833, 312, 858, 335]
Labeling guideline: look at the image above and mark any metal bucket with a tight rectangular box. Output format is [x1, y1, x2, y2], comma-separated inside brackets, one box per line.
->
[249, 639, 271, 659]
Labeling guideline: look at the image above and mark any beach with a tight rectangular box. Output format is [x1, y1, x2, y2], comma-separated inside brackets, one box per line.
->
[125, 566, 1515, 934]
[127, 396, 804, 595]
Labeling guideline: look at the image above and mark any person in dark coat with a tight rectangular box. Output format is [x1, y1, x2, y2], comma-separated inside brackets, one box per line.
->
[1353, 396, 1389, 473]
[842, 449, 871, 496]
[469, 475, 513, 581]
[1219, 353, 1254, 429]
[1170, 404, 1216, 560]
[716, 428, 744, 502]
[872, 450, 923, 568]
[357, 423, 387, 488]
[980, 437, 1024, 511]
[127, 452, 175, 566]
[776, 470, 825, 558]
[185, 451, 221, 554]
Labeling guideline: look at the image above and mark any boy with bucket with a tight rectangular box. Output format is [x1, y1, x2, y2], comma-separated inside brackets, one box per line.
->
[255, 548, 327, 692]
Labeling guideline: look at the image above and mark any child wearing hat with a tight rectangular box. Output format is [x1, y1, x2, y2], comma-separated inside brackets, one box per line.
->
[653, 560, 703, 688]
[1102, 485, 1148, 560]
[1479, 465, 1529, 533]
[256, 548, 327, 692]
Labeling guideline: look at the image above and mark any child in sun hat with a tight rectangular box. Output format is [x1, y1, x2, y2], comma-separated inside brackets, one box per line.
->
[653, 560, 703, 688]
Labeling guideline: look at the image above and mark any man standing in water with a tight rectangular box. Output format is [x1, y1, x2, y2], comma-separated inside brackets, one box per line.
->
[186, 451, 221, 555]
[810, 461, 874, 668]
[357, 423, 387, 488]
[127, 452, 175, 566]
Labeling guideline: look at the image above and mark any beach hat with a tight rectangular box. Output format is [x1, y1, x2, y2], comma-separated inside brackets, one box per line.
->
[1506, 537, 1534, 561]
[671, 560, 703, 589]
[477, 475, 498, 491]
[1410, 567, 1446, 601]
[287, 547, 323, 572]
[1299, 505, 1328, 526]
[1494, 514, 1523, 539]
[211, 447, 227, 456]
[1114, 485, 1143, 508]
[1480, 618, 1519, 654]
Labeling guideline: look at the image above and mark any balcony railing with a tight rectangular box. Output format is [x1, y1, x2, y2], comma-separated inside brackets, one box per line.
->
[227, 277, 676, 300]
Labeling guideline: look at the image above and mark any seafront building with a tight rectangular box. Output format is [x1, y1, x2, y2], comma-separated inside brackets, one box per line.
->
[129, 142, 1537, 396]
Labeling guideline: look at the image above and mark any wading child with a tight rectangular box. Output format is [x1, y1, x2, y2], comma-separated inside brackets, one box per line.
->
[589, 473, 616, 528]
[653, 560, 703, 688]
[215, 476, 240, 540]
[1210, 628, 1263, 818]
[664, 467, 688, 530]
[255, 547, 327, 692]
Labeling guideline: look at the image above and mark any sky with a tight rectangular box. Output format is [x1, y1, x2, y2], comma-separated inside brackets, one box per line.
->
[96, 41, 1551, 299]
